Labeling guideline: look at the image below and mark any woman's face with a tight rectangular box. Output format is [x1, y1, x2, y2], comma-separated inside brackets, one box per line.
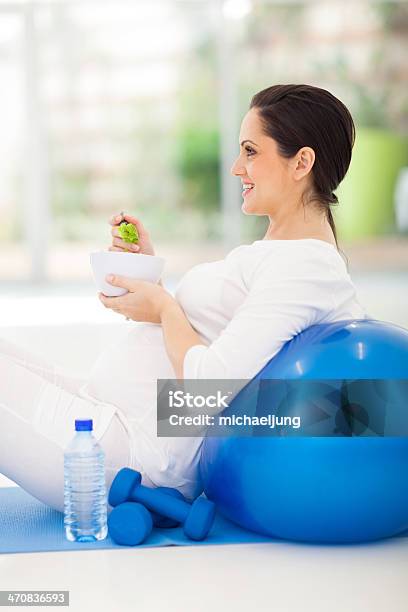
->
[230, 108, 308, 218]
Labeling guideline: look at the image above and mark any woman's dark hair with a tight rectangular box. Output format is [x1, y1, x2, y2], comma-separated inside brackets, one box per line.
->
[249, 84, 355, 249]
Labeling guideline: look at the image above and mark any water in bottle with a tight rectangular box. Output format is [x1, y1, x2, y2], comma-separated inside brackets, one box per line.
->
[64, 419, 108, 542]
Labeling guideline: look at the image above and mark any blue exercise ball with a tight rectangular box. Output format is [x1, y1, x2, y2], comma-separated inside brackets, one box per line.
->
[200, 319, 408, 543]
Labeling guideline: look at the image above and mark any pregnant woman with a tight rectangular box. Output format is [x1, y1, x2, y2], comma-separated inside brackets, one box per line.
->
[0, 84, 366, 513]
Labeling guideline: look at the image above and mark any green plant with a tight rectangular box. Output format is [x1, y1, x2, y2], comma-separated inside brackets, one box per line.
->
[174, 124, 220, 213]
[171, 24, 221, 214]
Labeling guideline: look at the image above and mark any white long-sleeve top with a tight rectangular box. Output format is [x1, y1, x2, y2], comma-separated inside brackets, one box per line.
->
[81, 239, 366, 499]
[179, 239, 366, 380]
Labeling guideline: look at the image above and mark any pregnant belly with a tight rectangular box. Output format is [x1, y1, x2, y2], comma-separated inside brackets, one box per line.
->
[82, 323, 176, 422]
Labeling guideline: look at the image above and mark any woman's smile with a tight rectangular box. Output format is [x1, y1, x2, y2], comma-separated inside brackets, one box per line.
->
[242, 182, 255, 198]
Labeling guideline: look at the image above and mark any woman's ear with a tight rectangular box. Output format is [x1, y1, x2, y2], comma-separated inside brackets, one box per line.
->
[293, 147, 315, 180]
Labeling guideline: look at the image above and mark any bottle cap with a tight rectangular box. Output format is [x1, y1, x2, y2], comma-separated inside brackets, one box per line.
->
[75, 419, 93, 431]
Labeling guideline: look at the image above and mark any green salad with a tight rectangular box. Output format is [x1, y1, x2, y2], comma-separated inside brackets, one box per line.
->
[118, 220, 139, 245]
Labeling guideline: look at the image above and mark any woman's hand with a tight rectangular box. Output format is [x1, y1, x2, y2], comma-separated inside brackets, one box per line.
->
[98, 274, 173, 324]
[108, 212, 156, 256]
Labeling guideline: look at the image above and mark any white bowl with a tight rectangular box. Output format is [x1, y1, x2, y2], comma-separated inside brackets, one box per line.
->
[90, 251, 165, 297]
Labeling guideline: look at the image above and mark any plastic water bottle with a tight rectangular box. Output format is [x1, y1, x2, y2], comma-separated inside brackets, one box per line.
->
[64, 419, 108, 542]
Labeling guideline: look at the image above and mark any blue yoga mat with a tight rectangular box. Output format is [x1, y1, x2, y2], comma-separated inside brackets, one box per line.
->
[1, 487, 407, 554]
[0, 487, 275, 554]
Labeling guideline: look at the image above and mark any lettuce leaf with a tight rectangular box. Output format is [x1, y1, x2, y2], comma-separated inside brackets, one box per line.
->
[118, 222, 139, 244]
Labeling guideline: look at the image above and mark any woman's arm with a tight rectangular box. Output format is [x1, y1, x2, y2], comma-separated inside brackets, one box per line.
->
[160, 297, 207, 381]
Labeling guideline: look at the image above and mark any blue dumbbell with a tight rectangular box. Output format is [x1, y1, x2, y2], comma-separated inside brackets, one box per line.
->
[108, 502, 153, 546]
[108, 490, 184, 546]
[109, 467, 216, 541]
[150, 487, 187, 528]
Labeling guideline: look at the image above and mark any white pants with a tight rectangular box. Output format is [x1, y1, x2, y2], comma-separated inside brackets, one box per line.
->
[0, 337, 132, 514]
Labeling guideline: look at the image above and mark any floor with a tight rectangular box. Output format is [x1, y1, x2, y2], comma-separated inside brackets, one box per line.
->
[0, 533, 407, 612]
[0, 272, 408, 611]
